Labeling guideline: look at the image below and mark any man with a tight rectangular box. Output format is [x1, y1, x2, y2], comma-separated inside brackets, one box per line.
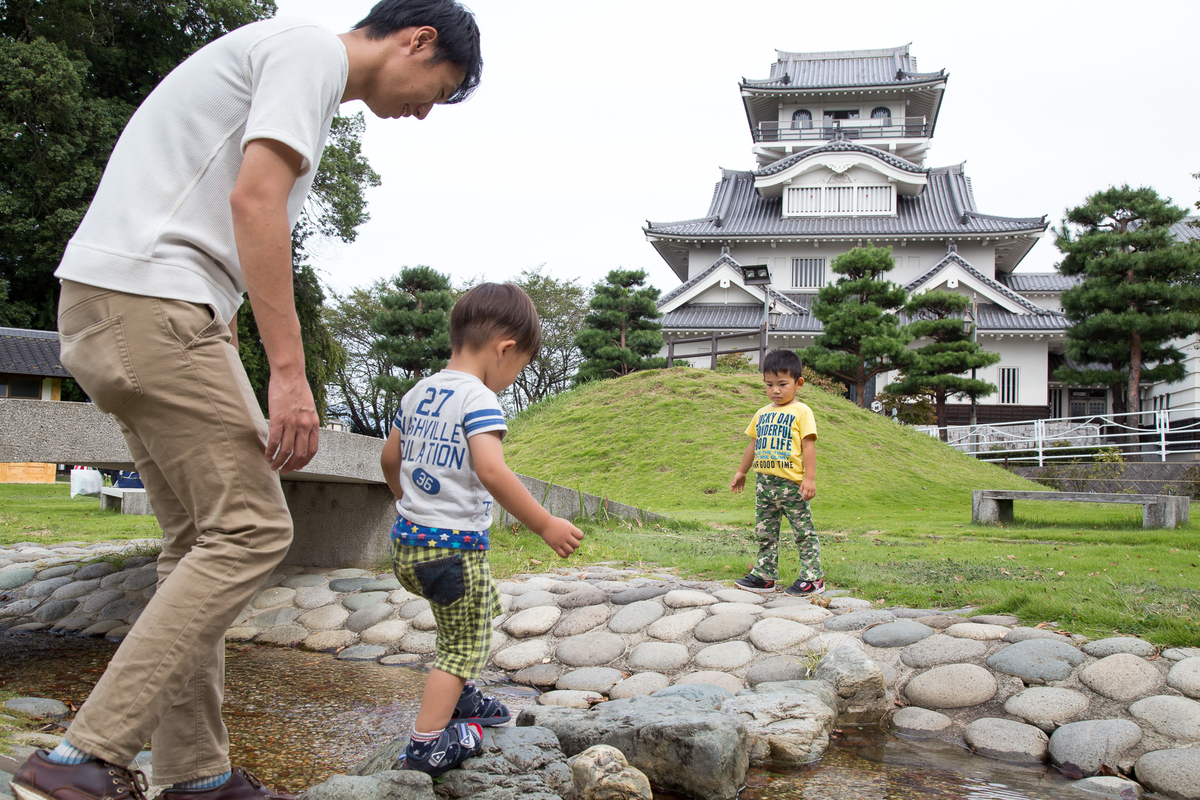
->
[12, 2, 481, 799]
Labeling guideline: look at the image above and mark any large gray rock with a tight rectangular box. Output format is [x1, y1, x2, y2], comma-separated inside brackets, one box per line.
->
[1048, 719, 1143, 778]
[1128, 695, 1200, 742]
[570, 745, 652, 800]
[626, 642, 689, 672]
[4, 697, 69, 719]
[904, 664, 997, 709]
[518, 696, 747, 800]
[1135, 749, 1200, 800]
[552, 606, 611, 638]
[693, 612, 754, 642]
[745, 656, 808, 686]
[963, 717, 1049, 763]
[861, 619, 934, 648]
[899, 634, 987, 668]
[1080, 654, 1164, 702]
[720, 689, 836, 765]
[812, 646, 886, 720]
[1003, 687, 1090, 732]
[748, 618, 815, 652]
[557, 633, 626, 667]
[985, 638, 1087, 684]
[607, 601, 665, 634]
[890, 707, 952, 738]
[302, 771, 435, 800]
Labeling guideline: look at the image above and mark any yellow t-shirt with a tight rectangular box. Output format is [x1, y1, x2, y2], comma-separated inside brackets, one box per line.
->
[744, 400, 818, 483]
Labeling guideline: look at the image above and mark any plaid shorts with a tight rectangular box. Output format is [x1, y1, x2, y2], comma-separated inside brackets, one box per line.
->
[390, 541, 501, 679]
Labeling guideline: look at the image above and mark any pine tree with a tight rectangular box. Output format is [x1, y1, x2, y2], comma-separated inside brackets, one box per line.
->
[371, 266, 454, 400]
[887, 290, 1000, 436]
[1053, 185, 1200, 417]
[800, 245, 912, 406]
[574, 269, 666, 384]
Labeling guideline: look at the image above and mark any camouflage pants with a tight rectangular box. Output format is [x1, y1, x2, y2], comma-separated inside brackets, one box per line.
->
[751, 473, 823, 582]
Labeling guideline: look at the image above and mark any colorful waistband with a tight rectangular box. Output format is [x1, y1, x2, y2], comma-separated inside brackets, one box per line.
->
[390, 515, 489, 551]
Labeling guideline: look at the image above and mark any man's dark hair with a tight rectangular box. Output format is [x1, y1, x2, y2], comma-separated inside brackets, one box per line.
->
[354, 0, 482, 103]
[450, 283, 542, 359]
[761, 349, 803, 380]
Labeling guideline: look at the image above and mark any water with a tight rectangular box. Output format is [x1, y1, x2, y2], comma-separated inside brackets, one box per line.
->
[0, 635, 1085, 798]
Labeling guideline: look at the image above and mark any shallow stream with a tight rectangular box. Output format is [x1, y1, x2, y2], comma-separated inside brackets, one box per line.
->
[0, 634, 1086, 798]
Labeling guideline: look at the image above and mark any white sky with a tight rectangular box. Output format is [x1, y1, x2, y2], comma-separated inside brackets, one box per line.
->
[273, 0, 1200, 296]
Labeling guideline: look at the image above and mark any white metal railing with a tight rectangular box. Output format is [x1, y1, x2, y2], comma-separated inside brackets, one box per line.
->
[913, 403, 1200, 465]
[756, 116, 929, 142]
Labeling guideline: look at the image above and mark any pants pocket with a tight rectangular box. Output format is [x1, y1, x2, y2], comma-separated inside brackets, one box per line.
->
[57, 315, 142, 414]
[414, 555, 466, 607]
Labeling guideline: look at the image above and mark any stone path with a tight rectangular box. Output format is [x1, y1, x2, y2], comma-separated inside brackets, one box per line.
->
[3, 539, 1200, 799]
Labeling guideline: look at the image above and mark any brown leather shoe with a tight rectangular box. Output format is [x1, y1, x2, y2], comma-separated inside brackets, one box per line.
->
[159, 767, 294, 800]
[12, 749, 149, 800]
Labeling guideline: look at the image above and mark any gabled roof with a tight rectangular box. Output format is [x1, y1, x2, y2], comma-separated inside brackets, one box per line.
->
[998, 273, 1081, 293]
[741, 45, 945, 90]
[0, 327, 70, 378]
[662, 303, 821, 333]
[658, 252, 810, 315]
[1170, 216, 1200, 243]
[904, 250, 1052, 316]
[754, 138, 928, 177]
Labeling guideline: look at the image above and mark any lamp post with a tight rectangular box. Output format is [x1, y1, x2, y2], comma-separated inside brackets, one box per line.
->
[740, 264, 773, 363]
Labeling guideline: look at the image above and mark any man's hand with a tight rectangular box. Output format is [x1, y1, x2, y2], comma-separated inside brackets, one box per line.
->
[266, 369, 320, 473]
[540, 516, 584, 558]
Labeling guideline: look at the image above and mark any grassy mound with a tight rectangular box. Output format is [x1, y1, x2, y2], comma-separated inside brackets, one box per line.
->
[504, 368, 1031, 527]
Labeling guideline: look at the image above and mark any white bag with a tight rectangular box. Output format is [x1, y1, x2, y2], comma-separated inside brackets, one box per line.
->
[70, 466, 103, 498]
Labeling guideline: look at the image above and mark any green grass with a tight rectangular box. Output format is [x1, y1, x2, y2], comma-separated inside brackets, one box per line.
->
[0, 483, 162, 546]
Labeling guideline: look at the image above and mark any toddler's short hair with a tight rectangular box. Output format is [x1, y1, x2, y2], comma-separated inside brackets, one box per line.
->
[761, 349, 803, 380]
[450, 283, 542, 358]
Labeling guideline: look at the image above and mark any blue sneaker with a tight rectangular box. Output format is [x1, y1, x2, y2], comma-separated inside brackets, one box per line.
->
[785, 578, 824, 597]
[397, 722, 483, 777]
[451, 683, 511, 726]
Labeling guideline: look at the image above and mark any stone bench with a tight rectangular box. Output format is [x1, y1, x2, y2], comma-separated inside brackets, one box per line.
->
[100, 487, 152, 516]
[972, 489, 1191, 530]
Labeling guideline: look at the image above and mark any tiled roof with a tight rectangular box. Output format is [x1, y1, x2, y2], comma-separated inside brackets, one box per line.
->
[0, 327, 70, 378]
[658, 253, 811, 314]
[741, 45, 945, 90]
[662, 304, 822, 333]
[754, 139, 927, 177]
[645, 165, 1047, 239]
[998, 273, 1081, 292]
[904, 251, 1051, 315]
[1170, 216, 1200, 243]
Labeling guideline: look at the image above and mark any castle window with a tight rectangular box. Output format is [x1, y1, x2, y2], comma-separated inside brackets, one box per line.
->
[999, 368, 1019, 404]
[791, 109, 812, 129]
[871, 106, 892, 121]
[784, 184, 895, 217]
[0, 374, 41, 399]
[792, 258, 826, 288]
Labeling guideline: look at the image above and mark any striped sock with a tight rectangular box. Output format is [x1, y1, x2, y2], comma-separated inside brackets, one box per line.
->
[45, 740, 94, 765]
[407, 728, 443, 759]
[170, 771, 232, 791]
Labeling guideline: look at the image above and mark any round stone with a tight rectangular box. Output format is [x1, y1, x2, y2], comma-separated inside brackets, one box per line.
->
[608, 600, 666, 633]
[1168, 658, 1200, 699]
[804, 632, 863, 653]
[74, 562, 118, 580]
[397, 631, 436, 654]
[556, 589, 608, 609]
[224, 627, 258, 642]
[294, 587, 337, 610]
[53, 617, 95, 633]
[346, 603, 394, 632]
[671, 671, 743, 694]
[917, 614, 969, 630]
[662, 589, 717, 609]
[891, 707, 953, 737]
[557, 667, 624, 693]
[399, 599, 430, 619]
[251, 587, 296, 609]
[708, 602, 763, 616]
[281, 574, 328, 589]
[557, 632, 626, 667]
[1080, 654, 1164, 702]
[512, 663, 563, 688]
[301, 630, 357, 652]
[1004, 687, 1090, 732]
[1083, 637, 1156, 658]
[4, 697, 69, 719]
[0, 598, 41, 618]
[823, 609, 896, 632]
[510, 590, 557, 611]
[1134, 749, 1200, 800]
[1049, 719, 1143, 777]
[328, 577, 370, 593]
[36, 565, 79, 580]
[963, 717, 1049, 763]
[646, 609, 707, 641]
[945, 622, 1011, 640]
[712, 589, 767, 605]
[327, 568, 372, 579]
[0, 569, 36, 590]
[32, 600, 79, 623]
[1164, 648, 1200, 662]
[297, 605, 350, 631]
[861, 619, 935, 648]
[969, 614, 1019, 626]
[693, 641, 753, 670]
[749, 618, 816, 652]
[900, 634, 988, 668]
[827, 597, 874, 611]
[904, 664, 998, 709]
[496, 581, 532, 596]
[26, 577, 75, 597]
[121, 569, 158, 592]
[97, 597, 146, 623]
[1071, 776, 1144, 799]
[627, 641, 690, 672]
[610, 672, 671, 699]
[552, 605, 612, 638]
[1003, 627, 1067, 643]
[493, 639, 552, 671]
[745, 656, 808, 686]
[255, 623, 308, 646]
[694, 612, 755, 643]
[50, 579, 101, 601]
[79, 589, 125, 614]
[537, 690, 603, 709]
[343, 591, 390, 612]
[611, 586, 669, 605]
[361, 577, 402, 592]
[502, 606, 562, 638]
[760, 605, 833, 624]
[410, 609, 437, 631]
[1129, 695, 1200, 741]
[338, 645, 386, 662]
[986, 639, 1087, 684]
[81, 619, 124, 636]
[99, 570, 131, 589]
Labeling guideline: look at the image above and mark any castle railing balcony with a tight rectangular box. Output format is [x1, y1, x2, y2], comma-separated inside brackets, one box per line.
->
[755, 116, 929, 143]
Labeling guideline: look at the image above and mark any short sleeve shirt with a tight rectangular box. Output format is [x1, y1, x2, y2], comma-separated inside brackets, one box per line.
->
[744, 400, 818, 483]
[392, 371, 507, 537]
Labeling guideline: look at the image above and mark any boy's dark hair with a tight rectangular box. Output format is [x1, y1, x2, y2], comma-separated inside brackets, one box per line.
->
[761, 349, 803, 380]
[450, 283, 541, 359]
[354, 0, 482, 104]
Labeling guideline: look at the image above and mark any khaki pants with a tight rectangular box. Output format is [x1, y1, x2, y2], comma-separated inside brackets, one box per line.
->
[57, 281, 294, 783]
